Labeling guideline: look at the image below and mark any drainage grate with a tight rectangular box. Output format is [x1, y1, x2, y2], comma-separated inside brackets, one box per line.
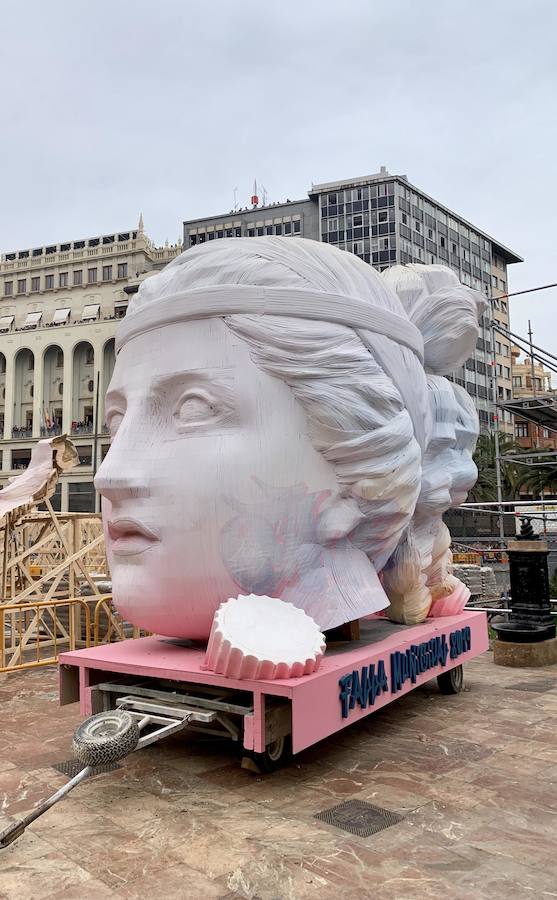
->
[53, 759, 123, 779]
[314, 800, 404, 837]
[506, 680, 556, 694]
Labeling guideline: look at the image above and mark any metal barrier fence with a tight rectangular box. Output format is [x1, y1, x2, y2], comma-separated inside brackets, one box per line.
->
[93, 595, 147, 645]
[0, 594, 147, 673]
[0, 597, 91, 672]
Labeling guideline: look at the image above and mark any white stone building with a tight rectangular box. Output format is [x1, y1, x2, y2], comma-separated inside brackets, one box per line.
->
[0, 218, 180, 510]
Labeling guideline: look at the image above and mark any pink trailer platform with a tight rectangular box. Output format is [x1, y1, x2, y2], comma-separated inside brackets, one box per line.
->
[59, 610, 488, 766]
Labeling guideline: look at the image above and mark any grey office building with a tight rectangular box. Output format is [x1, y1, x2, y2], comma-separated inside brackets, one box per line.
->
[183, 168, 522, 433]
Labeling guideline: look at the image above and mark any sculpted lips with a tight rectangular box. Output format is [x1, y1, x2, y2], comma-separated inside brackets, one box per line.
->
[107, 518, 160, 556]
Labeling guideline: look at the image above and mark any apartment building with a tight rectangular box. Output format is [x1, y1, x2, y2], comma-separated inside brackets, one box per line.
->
[511, 346, 557, 451]
[0, 217, 180, 511]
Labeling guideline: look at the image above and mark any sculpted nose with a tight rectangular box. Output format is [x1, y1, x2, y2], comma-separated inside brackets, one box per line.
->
[94, 444, 151, 501]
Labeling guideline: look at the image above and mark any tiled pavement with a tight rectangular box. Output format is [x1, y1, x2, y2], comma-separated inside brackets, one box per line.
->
[0, 653, 556, 899]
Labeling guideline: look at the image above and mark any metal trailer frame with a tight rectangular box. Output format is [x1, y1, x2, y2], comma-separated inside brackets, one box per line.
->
[0, 609, 488, 848]
[58, 610, 489, 759]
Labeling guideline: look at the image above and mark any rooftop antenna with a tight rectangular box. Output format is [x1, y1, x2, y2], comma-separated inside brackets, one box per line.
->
[251, 179, 259, 208]
[233, 186, 239, 212]
[260, 184, 268, 206]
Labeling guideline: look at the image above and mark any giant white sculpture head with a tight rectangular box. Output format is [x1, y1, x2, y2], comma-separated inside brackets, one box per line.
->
[449, 383, 480, 508]
[382, 263, 484, 517]
[380, 264, 484, 623]
[95, 238, 432, 638]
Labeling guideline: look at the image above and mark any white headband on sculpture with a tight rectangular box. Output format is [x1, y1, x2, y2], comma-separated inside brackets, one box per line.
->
[115, 283, 425, 362]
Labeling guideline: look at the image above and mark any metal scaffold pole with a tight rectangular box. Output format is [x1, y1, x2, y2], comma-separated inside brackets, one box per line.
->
[490, 310, 506, 542]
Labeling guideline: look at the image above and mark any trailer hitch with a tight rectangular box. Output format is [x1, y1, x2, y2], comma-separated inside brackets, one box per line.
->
[0, 698, 216, 849]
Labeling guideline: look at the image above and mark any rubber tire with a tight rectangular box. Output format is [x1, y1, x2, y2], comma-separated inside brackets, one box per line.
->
[72, 710, 140, 766]
[437, 665, 464, 695]
[246, 734, 293, 774]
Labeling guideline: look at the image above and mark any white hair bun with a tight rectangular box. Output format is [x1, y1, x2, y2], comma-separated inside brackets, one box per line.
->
[382, 264, 487, 375]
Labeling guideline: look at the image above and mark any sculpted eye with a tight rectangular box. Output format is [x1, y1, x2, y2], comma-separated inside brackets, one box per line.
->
[174, 392, 216, 427]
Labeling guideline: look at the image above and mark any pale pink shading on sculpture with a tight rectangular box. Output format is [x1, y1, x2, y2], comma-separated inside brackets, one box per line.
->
[204, 593, 326, 679]
[428, 578, 471, 618]
[0, 435, 78, 521]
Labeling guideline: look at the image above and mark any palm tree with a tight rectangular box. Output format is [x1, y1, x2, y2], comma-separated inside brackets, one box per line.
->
[468, 432, 526, 502]
[520, 461, 557, 499]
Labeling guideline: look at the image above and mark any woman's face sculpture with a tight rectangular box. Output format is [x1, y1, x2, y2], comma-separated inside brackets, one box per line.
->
[95, 317, 343, 638]
[449, 385, 478, 507]
[417, 377, 457, 517]
[418, 377, 478, 516]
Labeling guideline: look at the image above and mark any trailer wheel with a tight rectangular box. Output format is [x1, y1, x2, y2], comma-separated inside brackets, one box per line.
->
[73, 710, 140, 766]
[246, 735, 293, 774]
[437, 665, 464, 695]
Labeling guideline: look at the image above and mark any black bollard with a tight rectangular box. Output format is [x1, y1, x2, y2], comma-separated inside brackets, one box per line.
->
[493, 517, 556, 643]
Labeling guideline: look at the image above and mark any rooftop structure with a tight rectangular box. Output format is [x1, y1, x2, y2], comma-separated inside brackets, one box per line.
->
[505, 347, 557, 451]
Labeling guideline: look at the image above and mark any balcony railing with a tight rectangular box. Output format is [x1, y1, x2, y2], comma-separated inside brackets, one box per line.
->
[12, 427, 33, 439]
[71, 423, 93, 435]
[40, 425, 62, 437]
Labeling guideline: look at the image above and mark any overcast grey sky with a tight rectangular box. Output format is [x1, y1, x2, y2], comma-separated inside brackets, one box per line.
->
[1, 0, 556, 354]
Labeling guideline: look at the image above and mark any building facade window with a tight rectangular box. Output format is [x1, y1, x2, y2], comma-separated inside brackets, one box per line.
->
[102, 265, 112, 281]
[45, 275, 54, 289]
[88, 268, 97, 284]
[515, 422, 528, 438]
[513, 376, 522, 387]
[4, 281, 13, 296]
[68, 481, 95, 513]
[59, 272, 68, 287]
[17, 279, 26, 293]
[73, 270, 83, 285]
[31, 277, 40, 292]
[117, 262, 128, 279]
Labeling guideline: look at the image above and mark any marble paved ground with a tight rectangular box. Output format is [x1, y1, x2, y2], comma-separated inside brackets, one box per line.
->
[0, 652, 556, 899]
